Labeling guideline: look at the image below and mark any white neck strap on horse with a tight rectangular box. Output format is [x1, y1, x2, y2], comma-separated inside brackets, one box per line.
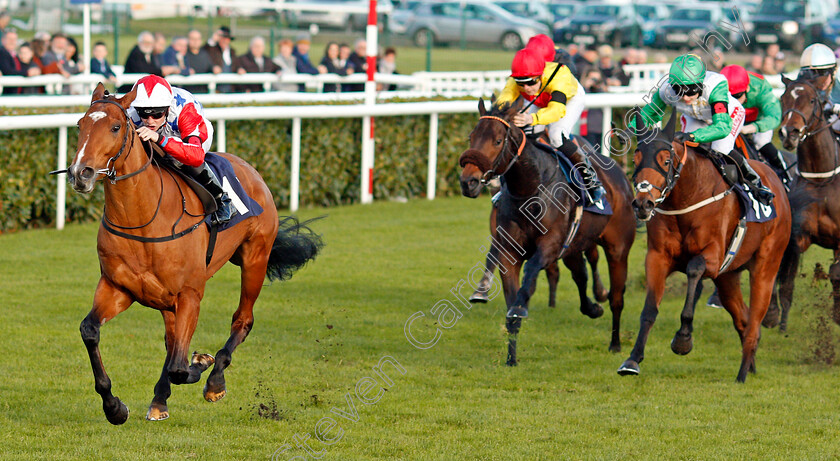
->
[654, 189, 732, 215]
[797, 135, 840, 178]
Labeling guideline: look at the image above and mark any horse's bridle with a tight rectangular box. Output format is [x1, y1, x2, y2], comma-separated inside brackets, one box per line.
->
[475, 115, 526, 184]
[781, 80, 832, 142]
[632, 139, 687, 205]
[89, 98, 152, 183]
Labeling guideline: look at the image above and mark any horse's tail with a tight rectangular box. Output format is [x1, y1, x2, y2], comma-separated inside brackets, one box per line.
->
[266, 216, 325, 282]
[788, 184, 818, 235]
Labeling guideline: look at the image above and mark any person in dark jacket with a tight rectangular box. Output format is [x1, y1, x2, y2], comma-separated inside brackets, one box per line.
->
[233, 36, 281, 92]
[202, 26, 236, 92]
[118, 31, 161, 92]
[90, 41, 116, 82]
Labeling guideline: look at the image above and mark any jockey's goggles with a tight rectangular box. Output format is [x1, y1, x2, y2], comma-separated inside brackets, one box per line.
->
[137, 107, 168, 120]
[671, 83, 703, 97]
[732, 91, 746, 99]
[514, 76, 540, 87]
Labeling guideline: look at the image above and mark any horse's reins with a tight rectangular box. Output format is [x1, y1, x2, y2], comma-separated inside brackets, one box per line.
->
[782, 81, 840, 182]
[477, 115, 526, 184]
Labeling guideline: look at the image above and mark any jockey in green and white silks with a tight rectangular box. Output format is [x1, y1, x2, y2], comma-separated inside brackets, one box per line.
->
[639, 54, 774, 205]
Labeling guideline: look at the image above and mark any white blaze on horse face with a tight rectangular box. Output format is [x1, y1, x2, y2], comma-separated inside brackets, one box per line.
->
[74, 140, 88, 165]
[88, 111, 107, 122]
[791, 87, 803, 99]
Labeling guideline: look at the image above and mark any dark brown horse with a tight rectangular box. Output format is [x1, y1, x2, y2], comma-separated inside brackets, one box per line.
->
[775, 76, 840, 330]
[66, 84, 322, 424]
[459, 98, 635, 363]
[622, 110, 791, 382]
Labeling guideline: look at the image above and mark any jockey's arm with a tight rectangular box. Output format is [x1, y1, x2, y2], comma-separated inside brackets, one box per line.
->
[496, 78, 521, 106]
[691, 82, 732, 143]
[531, 66, 578, 125]
[750, 78, 781, 133]
[639, 89, 666, 128]
[158, 104, 208, 167]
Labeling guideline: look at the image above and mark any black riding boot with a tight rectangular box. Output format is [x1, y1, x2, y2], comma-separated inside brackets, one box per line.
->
[729, 150, 774, 205]
[193, 163, 234, 225]
[759, 143, 792, 189]
[557, 138, 604, 205]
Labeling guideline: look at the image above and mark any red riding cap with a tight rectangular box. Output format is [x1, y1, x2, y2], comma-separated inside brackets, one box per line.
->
[527, 34, 556, 62]
[511, 47, 545, 78]
[720, 65, 749, 95]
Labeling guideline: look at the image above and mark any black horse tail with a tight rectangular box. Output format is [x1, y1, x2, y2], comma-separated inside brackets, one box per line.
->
[266, 216, 325, 282]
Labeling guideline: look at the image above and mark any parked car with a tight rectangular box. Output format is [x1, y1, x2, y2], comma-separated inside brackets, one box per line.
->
[635, 2, 671, 47]
[653, 3, 751, 51]
[553, 1, 643, 48]
[751, 0, 837, 52]
[389, 0, 422, 35]
[286, 0, 393, 32]
[494, 0, 555, 29]
[548, 0, 581, 23]
[404, 1, 550, 50]
[823, 14, 840, 47]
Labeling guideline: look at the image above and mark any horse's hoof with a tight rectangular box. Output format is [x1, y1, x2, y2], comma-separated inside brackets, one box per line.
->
[617, 359, 640, 376]
[146, 404, 169, 421]
[506, 306, 528, 318]
[191, 352, 215, 372]
[506, 359, 518, 367]
[104, 399, 130, 425]
[595, 287, 609, 303]
[469, 291, 489, 303]
[608, 342, 621, 354]
[581, 300, 604, 319]
[168, 368, 190, 385]
[762, 309, 780, 328]
[670, 333, 693, 355]
[706, 292, 723, 309]
[204, 385, 226, 403]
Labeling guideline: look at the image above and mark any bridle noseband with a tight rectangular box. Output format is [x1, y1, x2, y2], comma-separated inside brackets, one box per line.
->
[89, 98, 151, 183]
[475, 115, 527, 184]
[781, 81, 831, 142]
[632, 139, 686, 205]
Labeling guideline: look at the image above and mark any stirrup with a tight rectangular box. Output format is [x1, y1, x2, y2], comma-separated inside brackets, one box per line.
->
[211, 193, 234, 225]
[754, 186, 774, 206]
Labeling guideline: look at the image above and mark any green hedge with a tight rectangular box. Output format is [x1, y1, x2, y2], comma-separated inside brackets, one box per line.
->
[0, 112, 477, 232]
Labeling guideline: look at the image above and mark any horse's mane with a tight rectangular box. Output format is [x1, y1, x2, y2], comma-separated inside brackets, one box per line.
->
[488, 99, 516, 118]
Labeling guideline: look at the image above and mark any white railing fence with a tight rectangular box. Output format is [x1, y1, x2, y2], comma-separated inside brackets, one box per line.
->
[0, 92, 647, 230]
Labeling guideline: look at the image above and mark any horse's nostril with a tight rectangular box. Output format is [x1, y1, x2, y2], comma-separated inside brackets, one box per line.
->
[631, 198, 641, 210]
[81, 167, 95, 181]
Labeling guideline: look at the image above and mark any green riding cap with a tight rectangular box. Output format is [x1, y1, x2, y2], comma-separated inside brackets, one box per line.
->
[669, 54, 706, 86]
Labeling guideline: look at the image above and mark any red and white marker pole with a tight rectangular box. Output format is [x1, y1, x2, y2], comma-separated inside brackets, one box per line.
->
[360, 0, 377, 204]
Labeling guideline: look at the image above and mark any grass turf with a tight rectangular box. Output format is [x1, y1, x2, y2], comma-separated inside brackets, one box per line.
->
[1, 196, 839, 460]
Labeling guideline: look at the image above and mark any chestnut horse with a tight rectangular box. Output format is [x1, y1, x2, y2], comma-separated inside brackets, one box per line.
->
[622, 110, 791, 382]
[67, 84, 322, 424]
[459, 98, 635, 363]
[775, 76, 840, 330]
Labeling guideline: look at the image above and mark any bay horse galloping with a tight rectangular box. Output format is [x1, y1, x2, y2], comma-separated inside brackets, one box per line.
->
[622, 110, 791, 382]
[67, 84, 322, 424]
[459, 98, 635, 363]
[776, 76, 840, 330]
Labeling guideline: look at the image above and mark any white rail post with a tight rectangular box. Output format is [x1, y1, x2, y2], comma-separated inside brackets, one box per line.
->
[427, 113, 438, 200]
[360, 0, 378, 205]
[601, 107, 612, 157]
[216, 119, 226, 152]
[57, 126, 67, 230]
[291, 117, 301, 211]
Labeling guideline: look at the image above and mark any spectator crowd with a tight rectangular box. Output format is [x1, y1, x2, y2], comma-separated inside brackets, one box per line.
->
[0, 17, 401, 95]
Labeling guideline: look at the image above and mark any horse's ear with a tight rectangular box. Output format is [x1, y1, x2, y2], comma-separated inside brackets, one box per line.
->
[511, 96, 524, 116]
[782, 75, 792, 86]
[91, 83, 106, 104]
[489, 93, 497, 105]
[478, 97, 486, 116]
[664, 109, 677, 140]
[119, 85, 137, 110]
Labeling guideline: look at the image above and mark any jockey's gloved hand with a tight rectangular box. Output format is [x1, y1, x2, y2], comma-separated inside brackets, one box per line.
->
[833, 104, 840, 115]
[674, 131, 695, 143]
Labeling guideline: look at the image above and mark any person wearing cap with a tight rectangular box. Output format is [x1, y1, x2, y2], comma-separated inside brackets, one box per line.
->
[118, 31, 162, 92]
[719, 64, 790, 187]
[496, 46, 604, 205]
[129, 74, 233, 224]
[638, 54, 774, 205]
[203, 26, 237, 92]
